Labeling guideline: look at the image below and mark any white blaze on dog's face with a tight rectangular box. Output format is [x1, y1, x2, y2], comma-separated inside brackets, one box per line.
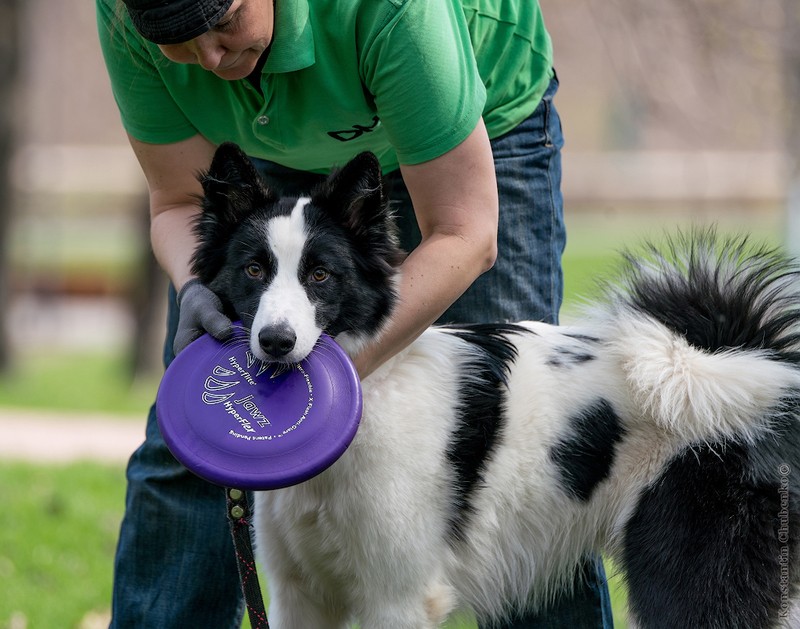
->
[250, 197, 322, 364]
[194, 143, 401, 367]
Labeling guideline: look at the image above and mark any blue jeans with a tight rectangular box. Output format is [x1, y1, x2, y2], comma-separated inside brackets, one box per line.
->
[110, 75, 612, 628]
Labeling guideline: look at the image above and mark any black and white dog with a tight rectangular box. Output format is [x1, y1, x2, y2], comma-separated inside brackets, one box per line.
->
[192, 142, 800, 628]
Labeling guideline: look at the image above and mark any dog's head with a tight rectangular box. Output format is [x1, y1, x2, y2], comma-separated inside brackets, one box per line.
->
[191, 142, 403, 364]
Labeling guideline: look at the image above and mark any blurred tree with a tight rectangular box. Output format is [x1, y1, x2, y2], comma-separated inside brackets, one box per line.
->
[0, 0, 19, 373]
[784, 0, 800, 255]
[129, 192, 169, 380]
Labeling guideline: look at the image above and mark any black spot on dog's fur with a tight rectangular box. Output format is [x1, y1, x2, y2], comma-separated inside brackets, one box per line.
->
[563, 333, 602, 344]
[549, 399, 625, 502]
[444, 324, 529, 543]
[545, 348, 596, 369]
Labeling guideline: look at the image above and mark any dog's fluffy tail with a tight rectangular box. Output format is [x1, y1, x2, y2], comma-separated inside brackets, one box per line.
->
[597, 229, 800, 444]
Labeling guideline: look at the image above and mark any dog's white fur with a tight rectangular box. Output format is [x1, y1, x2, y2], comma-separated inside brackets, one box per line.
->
[250, 199, 322, 363]
[244, 207, 799, 628]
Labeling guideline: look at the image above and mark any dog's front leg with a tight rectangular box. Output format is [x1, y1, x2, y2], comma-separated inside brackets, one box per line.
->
[357, 579, 455, 629]
[267, 579, 349, 629]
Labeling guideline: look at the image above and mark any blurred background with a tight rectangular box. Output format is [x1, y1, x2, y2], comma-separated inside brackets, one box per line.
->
[0, 0, 798, 627]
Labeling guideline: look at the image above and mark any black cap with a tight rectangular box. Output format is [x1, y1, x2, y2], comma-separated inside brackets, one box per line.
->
[122, 0, 235, 45]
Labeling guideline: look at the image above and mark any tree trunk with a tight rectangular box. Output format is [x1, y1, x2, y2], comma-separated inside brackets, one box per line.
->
[0, 0, 20, 372]
[784, 0, 800, 255]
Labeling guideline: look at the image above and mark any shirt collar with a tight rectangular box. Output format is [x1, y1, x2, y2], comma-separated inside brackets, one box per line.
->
[263, 0, 315, 74]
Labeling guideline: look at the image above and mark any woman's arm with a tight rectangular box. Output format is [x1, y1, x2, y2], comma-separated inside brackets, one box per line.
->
[127, 133, 217, 292]
[352, 119, 499, 377]
[129, 134, 237, 352]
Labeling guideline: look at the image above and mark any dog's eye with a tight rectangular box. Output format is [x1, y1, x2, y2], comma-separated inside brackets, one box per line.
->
[310, 267, 329, 283]
[245, 262, 263, 279]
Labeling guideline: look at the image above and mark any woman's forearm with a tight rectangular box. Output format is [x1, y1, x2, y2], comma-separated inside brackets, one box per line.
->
[150, 203, 202, 292]
[128, 133, 216, 292]
[352, 227, 496, 378]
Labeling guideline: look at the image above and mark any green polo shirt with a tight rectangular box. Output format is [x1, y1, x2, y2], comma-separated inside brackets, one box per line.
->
[97, 0, 552, 173]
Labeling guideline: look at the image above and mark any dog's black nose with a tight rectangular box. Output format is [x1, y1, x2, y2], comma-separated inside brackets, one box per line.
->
[258, 324, 297, 358]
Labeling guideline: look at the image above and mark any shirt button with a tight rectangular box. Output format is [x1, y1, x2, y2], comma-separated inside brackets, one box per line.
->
[257, 115, 270, 125]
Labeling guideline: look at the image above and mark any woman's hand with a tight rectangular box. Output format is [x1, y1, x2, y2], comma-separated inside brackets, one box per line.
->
[173, 279, 233, 354]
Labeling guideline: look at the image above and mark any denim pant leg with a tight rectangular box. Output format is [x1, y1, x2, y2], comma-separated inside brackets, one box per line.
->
[387, 88, 565, 326]
[387, 77, 613, 628]
[110, 287, 244, 628]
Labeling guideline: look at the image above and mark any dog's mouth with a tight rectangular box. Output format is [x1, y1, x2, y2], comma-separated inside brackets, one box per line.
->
[250, 346, 307, 368]
[262, 361, 302, 378]
[249, 324, 320, 367]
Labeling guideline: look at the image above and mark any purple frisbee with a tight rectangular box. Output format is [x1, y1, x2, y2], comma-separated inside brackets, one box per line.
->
[156, 327, 362, 490]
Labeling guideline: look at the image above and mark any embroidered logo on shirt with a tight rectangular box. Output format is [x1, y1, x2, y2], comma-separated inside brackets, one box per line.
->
[327, 116, 380, 142]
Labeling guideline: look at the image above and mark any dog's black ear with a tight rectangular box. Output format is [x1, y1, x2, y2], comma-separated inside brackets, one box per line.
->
[320, 152, 383, 229]
[315, 152, 399, 254]
[191, 142, 275, 282]
[200, 142, 274, 223]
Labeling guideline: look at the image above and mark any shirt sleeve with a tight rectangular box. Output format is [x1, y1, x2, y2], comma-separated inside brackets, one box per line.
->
[359, 0, 487, 166]
[96, 0, 198, 144]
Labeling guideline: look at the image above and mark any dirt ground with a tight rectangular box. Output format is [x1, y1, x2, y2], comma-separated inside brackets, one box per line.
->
[0, 409, 142, 464]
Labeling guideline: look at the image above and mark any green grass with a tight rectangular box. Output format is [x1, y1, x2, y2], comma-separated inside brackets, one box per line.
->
[0, 351, 158, 418]
[561, 205, 783, 317]
[0, 461, 628, 629]
[0, 457, 632, 629]
[0, 462, 126, 629]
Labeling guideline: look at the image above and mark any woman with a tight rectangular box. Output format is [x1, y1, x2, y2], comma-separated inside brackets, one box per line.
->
[97, 0, 613, 626]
